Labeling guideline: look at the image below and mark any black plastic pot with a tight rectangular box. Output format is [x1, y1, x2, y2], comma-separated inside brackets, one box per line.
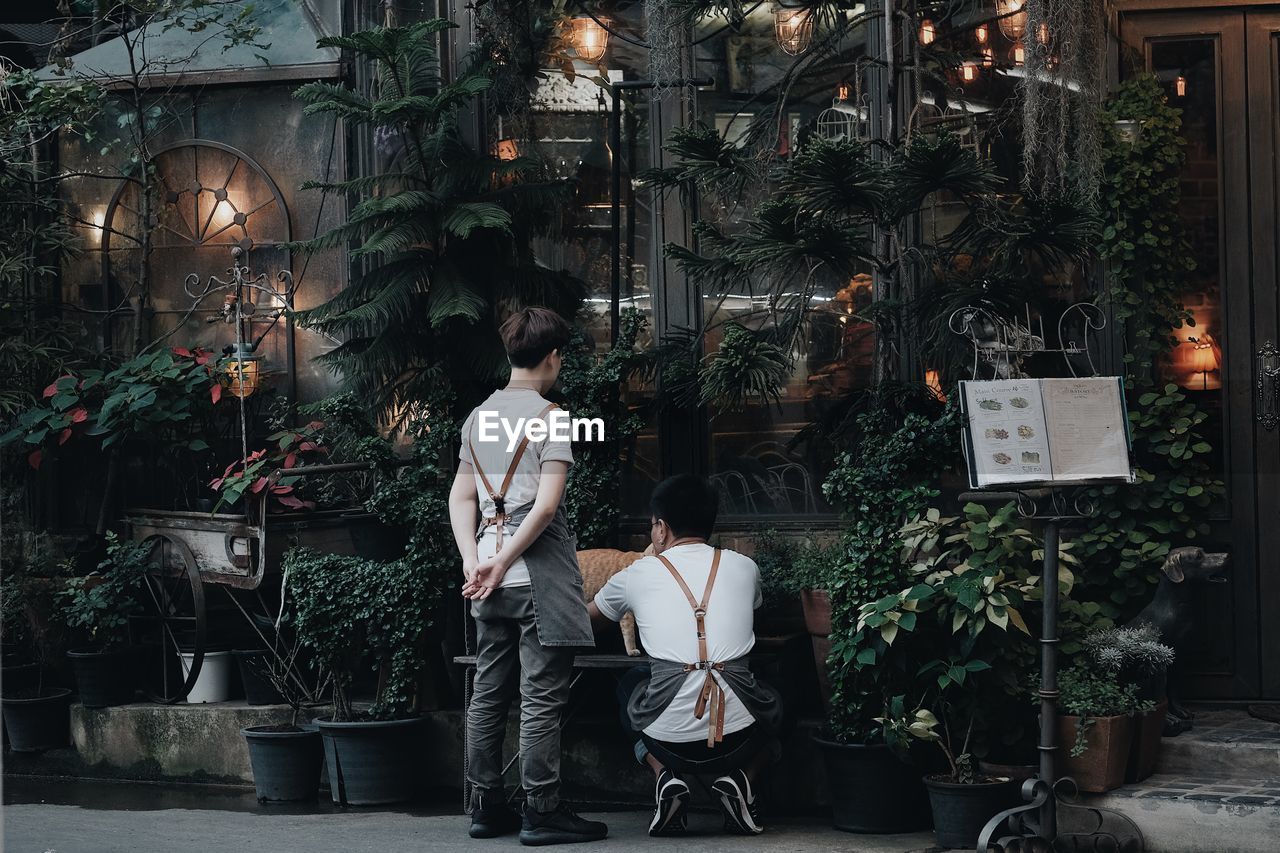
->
[317, 716, 426, 805]
[233, 650, 286, 706]
[816, 737, 932, 833]
[1, 688, 72, 752]
[924, 774, 1019, 849]
[2, 661, 42, 695]
[242, 724, 323, 802]
[67, 647, 137, 708]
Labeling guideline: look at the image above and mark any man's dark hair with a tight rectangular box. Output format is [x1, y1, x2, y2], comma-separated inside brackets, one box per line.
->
[649, 474, 719, 540]
[499, 307, 572, 368]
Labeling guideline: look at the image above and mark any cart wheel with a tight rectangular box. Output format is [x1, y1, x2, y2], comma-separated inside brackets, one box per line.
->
[140, 533, 206, 703]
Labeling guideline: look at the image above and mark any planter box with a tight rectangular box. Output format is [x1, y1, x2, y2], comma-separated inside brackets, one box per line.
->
[800, 589, 833, 708]
[1059, 713, 1134, 793]
[1127, 699, 1169, 784]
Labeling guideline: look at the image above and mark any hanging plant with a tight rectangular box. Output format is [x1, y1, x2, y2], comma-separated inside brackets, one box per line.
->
[1019, 0, 1108, 197]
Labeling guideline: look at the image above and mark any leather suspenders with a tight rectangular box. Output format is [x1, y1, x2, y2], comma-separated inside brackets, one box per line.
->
[656, 548, 726, 747]
[467, 402, 558, 550]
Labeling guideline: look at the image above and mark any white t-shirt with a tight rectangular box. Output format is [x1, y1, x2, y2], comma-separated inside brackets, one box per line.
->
[459, 387, 573, 588]
[594, 543, 762, 742]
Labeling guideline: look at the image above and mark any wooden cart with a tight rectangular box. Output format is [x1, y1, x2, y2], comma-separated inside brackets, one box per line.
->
[126, 461, 399, 703]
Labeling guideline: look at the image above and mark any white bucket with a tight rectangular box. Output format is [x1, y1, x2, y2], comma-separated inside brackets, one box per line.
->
[179, 650, 232, 703]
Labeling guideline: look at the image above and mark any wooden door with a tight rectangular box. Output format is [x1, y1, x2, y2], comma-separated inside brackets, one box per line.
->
[1119, 7, 1280, 698]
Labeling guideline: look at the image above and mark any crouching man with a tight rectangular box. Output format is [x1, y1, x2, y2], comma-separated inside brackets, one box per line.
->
[588, 474, 783, 837]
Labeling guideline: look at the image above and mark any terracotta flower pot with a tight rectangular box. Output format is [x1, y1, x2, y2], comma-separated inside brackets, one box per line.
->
[799, 589, 832, 707]
[1059, 713, 1134, 793]
[800, 588, 832, 636]
[1126, 699, 1168, 783]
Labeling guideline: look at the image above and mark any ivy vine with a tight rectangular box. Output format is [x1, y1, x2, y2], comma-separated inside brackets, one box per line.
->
[1072, 75, 1225, 622]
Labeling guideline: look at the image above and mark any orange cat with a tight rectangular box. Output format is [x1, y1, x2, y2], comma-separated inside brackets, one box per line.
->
[577, 548, 648, 656]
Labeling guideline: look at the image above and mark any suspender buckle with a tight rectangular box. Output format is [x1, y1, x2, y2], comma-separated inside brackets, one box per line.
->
[693, 607, 707, 619]
[492, 496, 505, 515]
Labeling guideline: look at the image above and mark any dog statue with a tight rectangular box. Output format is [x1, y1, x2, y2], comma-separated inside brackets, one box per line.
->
[1126, 546, 1230, 734]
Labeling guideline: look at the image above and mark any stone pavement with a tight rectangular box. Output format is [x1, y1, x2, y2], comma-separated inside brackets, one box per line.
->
[3, 777, 938, 853]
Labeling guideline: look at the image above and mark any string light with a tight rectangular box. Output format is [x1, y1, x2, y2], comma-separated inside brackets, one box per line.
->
[1011, 41, 1026, 67]
[1037, 22, 1051, 45]
[569, 15, 609, 62]
[837, 82, 851, 102]
[974, 23, 989, 45]
[961, 61, 980, 83]
[920, 19, 937, 46]
[981, 46, 995, 67]
[774, 5, 814, 56]
[1175, 75, 1187, 97]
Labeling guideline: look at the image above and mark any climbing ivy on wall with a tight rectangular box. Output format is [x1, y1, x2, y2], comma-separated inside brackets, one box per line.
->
[1071, 75, 1225, 623]
[558, 309, 647, 548]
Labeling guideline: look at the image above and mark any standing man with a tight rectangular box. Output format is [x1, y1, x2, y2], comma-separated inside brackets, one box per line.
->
[449, 307, 607, 846]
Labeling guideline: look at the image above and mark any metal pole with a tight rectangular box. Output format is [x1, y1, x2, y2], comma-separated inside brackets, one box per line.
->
[610, 86, 622, 346]
[1039, 517, 1061, 839]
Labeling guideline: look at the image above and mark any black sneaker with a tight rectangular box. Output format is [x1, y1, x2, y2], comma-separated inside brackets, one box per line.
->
[712, 769, 763, 835]
[470, 792, 522, 839]
[649, 770, 690, 837]
[519, 802, 609, 846]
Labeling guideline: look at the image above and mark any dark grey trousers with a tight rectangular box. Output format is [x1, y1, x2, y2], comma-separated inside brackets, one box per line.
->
[467, 585, 574, 813]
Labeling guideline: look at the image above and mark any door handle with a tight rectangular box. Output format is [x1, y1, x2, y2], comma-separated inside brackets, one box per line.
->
[1259, 340, 1279, 431]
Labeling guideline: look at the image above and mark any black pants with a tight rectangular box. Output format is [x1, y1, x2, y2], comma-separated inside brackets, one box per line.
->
[615, 664, 774, 777]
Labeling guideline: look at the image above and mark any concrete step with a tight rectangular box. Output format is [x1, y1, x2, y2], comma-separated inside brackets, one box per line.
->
[1086, 772, 1280, 853]
[1156, 709, 1280, 778]
[1069, 710, 1280, 852]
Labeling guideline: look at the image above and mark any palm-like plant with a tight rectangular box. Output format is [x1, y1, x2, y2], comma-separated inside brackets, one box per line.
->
[651, 129, 1098, 395]
[293, 20, 584, 416]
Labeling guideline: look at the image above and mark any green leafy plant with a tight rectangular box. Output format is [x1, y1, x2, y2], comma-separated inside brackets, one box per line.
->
[292, 20, 584, 417]
[558, 309, 648, 548]
[1, 346, 217, 470]
[284, 383, 457, 721]
[698, 323, 791, 411]
[1058, 663, 1154, 757]
[1075, 74, 1225, 624]
[208, 422, 331, 513]
[846, 501, 1051, 763]
[57, 532, 149, 651]
[819, 396, 960, 744]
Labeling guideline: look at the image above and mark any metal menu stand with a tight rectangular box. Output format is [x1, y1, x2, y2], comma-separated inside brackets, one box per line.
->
[951, 304, 1145, 853]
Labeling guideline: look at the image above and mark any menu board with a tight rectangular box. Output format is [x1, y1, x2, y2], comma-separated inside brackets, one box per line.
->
[960, 378, 1134, 489]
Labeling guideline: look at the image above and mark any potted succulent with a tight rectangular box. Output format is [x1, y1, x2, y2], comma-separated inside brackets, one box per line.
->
[1079, 625, 1174, 782]
[1056, 663, 1153, 793]
[241, 618, 328, 802]
[59, 532, 149, 708]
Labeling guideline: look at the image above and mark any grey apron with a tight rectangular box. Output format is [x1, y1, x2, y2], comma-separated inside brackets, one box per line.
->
[475, 504, 594, 648]
[626, 658, 784, 736]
